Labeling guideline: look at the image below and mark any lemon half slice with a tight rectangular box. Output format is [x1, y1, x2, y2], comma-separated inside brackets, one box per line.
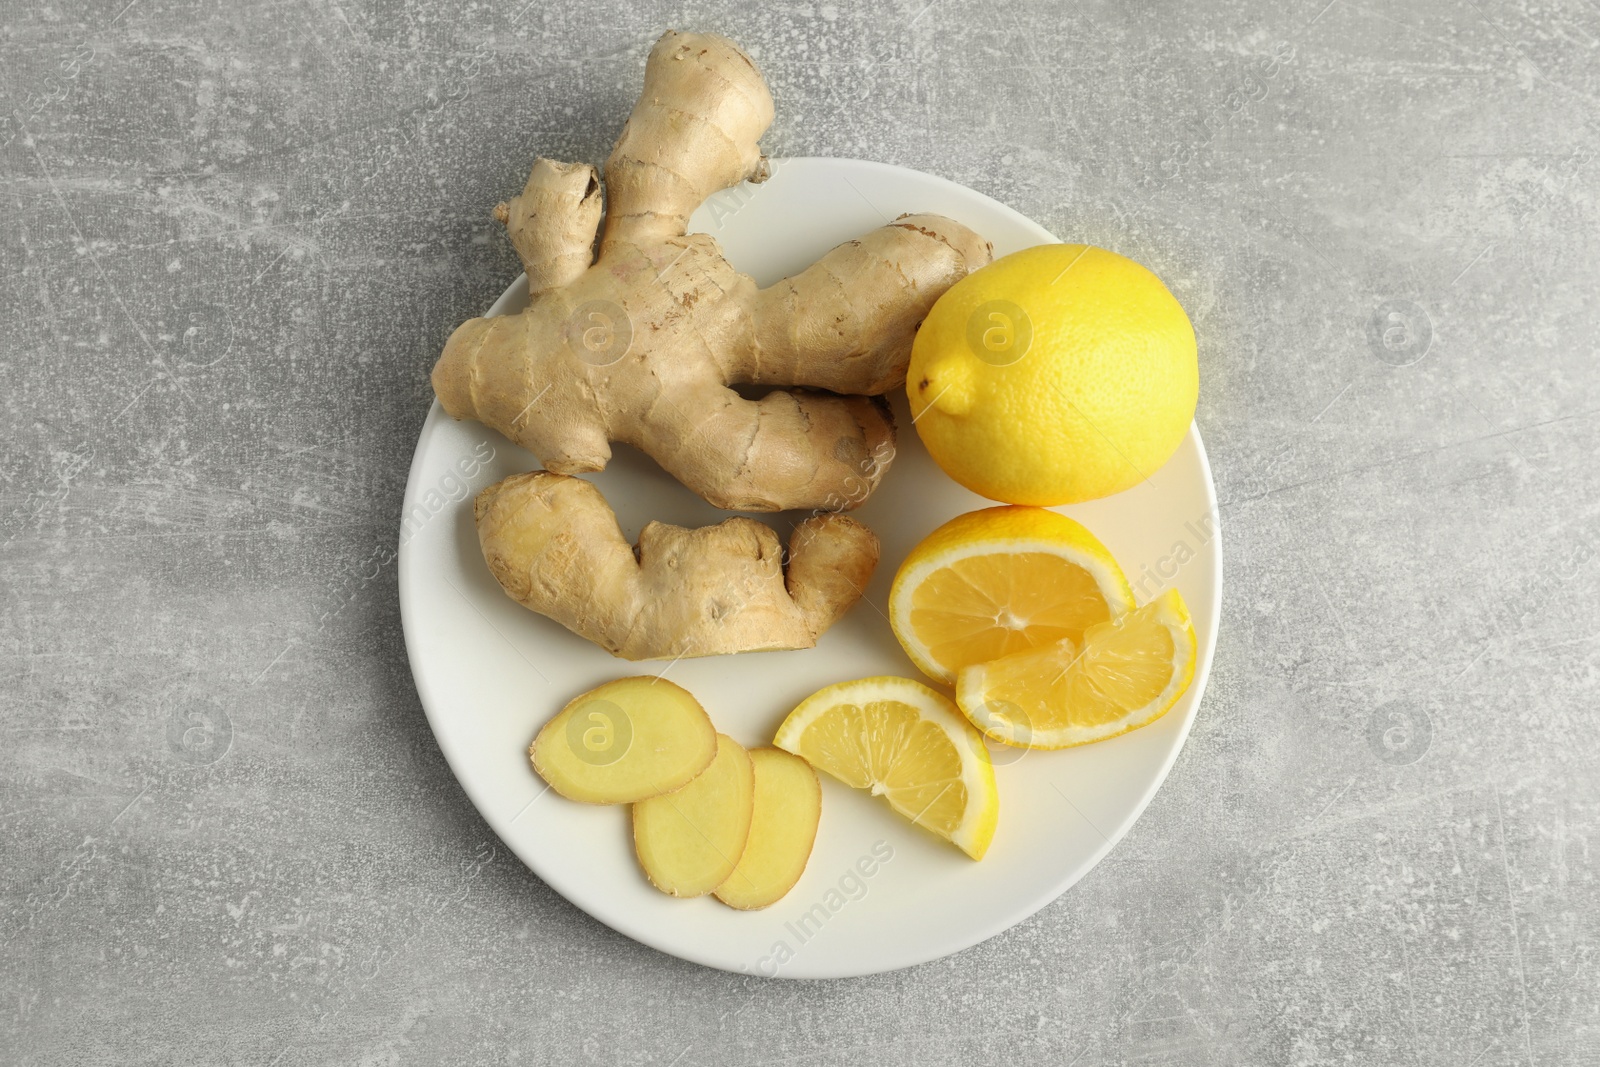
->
[773, 677, 998, 860]
[889, 506, 1134, 685]
[957, 589, 1197, 750]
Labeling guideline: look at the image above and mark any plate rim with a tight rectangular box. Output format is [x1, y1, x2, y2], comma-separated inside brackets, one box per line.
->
[398, 156, 1222, 978]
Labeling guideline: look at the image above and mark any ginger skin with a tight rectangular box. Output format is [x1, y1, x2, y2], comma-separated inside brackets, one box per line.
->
[474, 471, 881, 661]
[432, 30, 992, 512]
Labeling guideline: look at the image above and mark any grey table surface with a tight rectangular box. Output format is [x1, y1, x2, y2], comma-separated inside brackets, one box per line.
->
[4, 0, 1598, 1064]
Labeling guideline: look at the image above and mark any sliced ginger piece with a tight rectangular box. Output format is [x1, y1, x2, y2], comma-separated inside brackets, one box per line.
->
[633, 734, 756, 897]
[530, 677, 716, 804]
[714, 748, 822, 910]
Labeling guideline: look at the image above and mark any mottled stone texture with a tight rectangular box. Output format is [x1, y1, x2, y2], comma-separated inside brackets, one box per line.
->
[2, 0, 1597, 1063]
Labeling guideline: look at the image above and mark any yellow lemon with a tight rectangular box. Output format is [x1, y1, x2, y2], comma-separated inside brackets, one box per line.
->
[888, 505, 1133, 685]
[908, 244, 1197, 505]
[956, 589, 1198, 750]
[773, 677, 998, 860]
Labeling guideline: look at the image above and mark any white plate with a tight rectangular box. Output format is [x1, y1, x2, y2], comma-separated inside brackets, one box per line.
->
[399, 158, 1221, 979]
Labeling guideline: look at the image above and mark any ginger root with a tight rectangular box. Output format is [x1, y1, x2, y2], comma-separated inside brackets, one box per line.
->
[433, 30, 992, 512]
[475, 471, 880, 660]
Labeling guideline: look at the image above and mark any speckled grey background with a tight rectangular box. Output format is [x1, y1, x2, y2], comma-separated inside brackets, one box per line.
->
[4, 0, 1597, 1063]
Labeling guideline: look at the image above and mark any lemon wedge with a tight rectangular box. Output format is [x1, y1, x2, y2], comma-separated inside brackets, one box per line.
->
[957, 590, 1197, 749]
[773, 677, 998, 860]
[889, 506, 1133, 685]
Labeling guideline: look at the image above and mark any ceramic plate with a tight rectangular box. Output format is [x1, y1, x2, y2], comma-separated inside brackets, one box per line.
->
[399, 158, 1220, 978]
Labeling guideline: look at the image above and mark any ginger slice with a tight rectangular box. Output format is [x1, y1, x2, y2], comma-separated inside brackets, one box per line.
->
[530, 677, 717, 804]
[714, 748, 822, 910]
[633, 734, 756, 898]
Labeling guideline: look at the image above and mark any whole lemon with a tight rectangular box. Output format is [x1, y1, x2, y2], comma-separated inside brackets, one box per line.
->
[907, 244, 1197, 505]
